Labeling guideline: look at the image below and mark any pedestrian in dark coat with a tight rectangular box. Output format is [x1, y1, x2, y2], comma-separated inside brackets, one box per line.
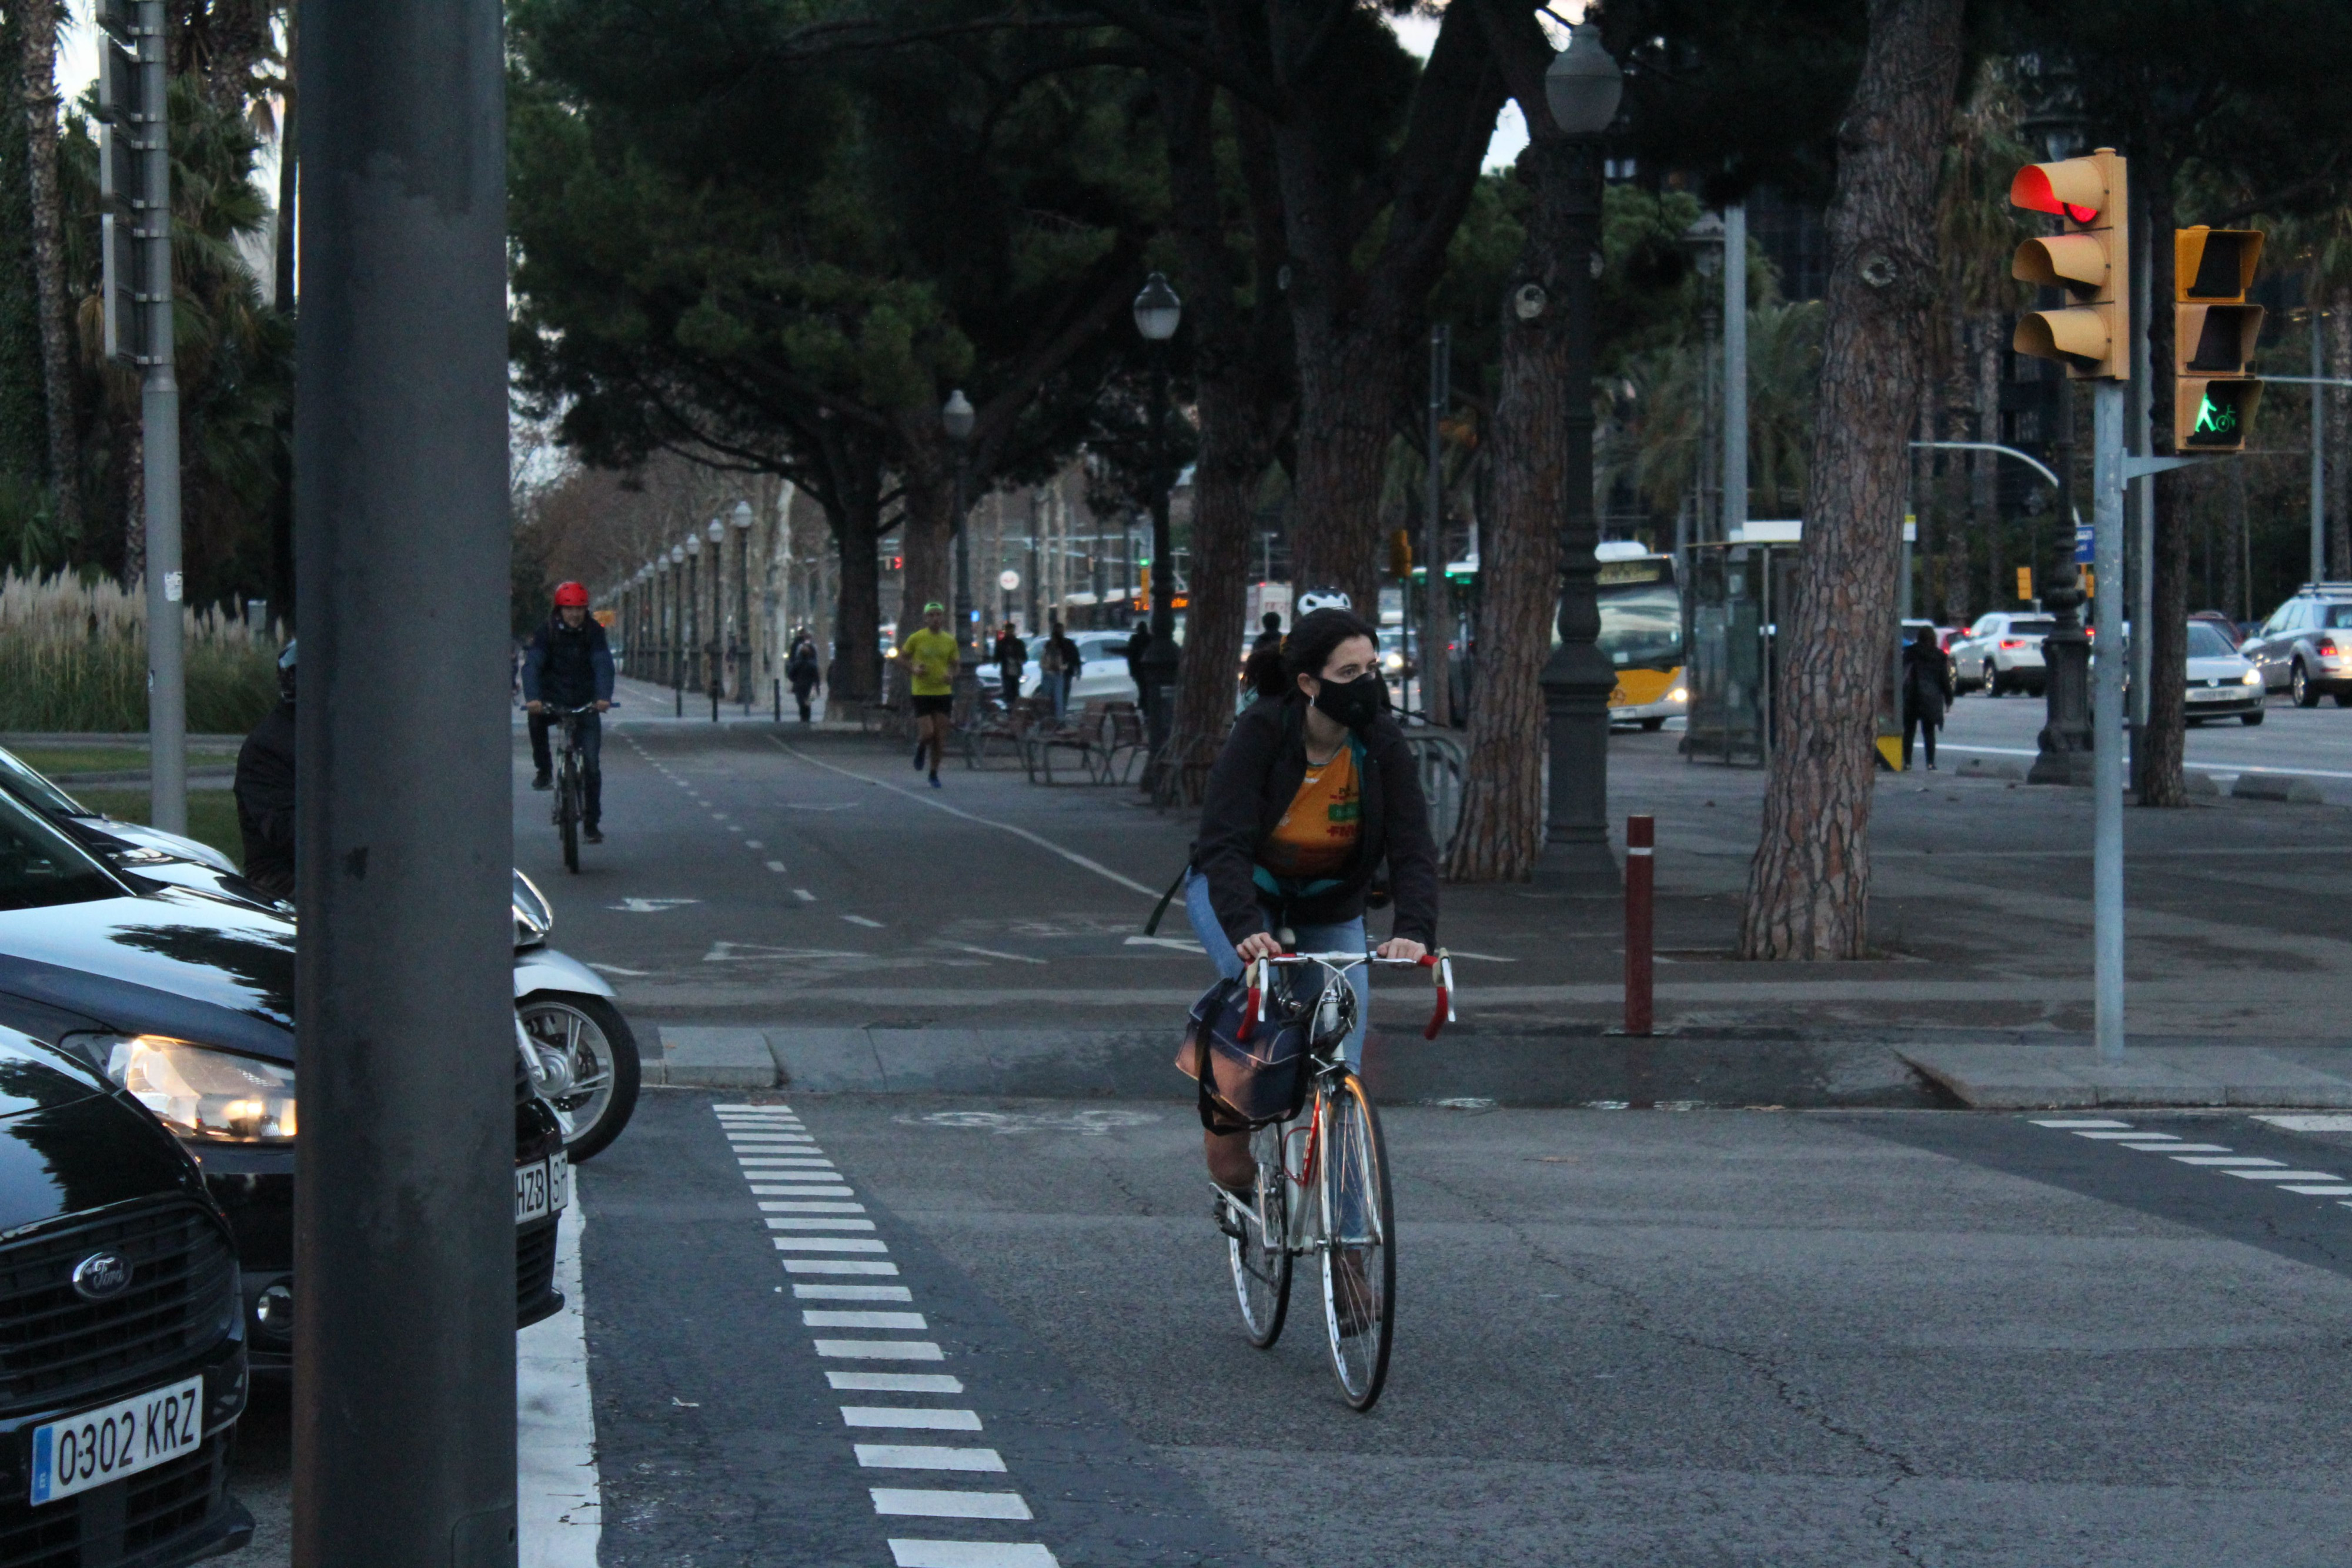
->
[786, 631, 821, 722]
[1902, 629, 1955, 770]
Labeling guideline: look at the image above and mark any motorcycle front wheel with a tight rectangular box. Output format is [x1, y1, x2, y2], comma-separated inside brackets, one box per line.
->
[517, 993, 642, 1162]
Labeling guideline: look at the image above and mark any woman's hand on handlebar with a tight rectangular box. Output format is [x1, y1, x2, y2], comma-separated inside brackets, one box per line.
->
[1377, 937, 1427, 963]
[1235, 930, 1284, 964]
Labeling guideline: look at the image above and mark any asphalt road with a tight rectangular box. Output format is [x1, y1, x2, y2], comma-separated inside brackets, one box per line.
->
[1937, 683, 2352, 800]
[577, 1092, 2352, 1567]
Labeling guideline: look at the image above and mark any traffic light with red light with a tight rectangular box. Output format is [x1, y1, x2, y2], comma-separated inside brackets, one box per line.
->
[2010, 149, 2130, 381]
[2173, 226, 2265, 452]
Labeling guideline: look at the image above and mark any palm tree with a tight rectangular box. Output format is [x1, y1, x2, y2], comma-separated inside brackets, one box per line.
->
[19, 0, 78, 543]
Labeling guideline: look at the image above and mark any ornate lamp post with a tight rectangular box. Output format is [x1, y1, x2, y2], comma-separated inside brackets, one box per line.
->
[704, 516, 726, 717]
[1132, 271, 1183, 758]
[943, 391, 980, 703]
[1538, 25, 1623, 888]
[669, 543, 687, 714]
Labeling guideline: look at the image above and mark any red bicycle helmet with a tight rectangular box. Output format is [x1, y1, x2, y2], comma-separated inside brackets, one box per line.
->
[553, 581, 590, 607]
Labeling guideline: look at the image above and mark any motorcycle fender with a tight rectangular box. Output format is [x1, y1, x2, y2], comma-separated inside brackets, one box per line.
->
[513, 946, 617, 1002]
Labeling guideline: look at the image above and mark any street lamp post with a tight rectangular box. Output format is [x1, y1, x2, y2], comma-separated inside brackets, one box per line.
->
[706, 516, 726, 720]
[669, 544, 686, 715]
[943, 390, 979, 698]
[1538, 25, 1623, 890]
[1133, 272, 1183, 761]
[732, 499, 754, 714]
[684, 534, 702, 713]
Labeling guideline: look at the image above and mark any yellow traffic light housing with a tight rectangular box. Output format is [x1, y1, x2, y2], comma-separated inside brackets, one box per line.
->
[1388, 529, 1414, 580]
[2010, 149, 2129, 380]
[2173, 226, 2265, 452]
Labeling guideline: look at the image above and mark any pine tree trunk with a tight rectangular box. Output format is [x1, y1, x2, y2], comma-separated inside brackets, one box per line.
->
[893, 469, 953, 704]
[1739, 0, 1964, 961]
[1282, 317, 1396, 614]
[2136, 158, 2187, 808]
[1446, 137, 1580, 881]
[826, 489, 882, 717]
[1975, 315, 2002, 600]
[21, 0, 78, 541]
[1164, 439, 1254, 784]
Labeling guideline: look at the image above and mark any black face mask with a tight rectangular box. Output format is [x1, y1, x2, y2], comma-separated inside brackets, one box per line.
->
[1311, 673, 1385, 732]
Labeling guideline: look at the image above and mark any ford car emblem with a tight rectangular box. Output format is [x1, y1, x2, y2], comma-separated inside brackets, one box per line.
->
[71, 1252, 132, 1301]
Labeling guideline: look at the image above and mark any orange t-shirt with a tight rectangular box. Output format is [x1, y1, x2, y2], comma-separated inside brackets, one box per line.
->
[1259, 744, 1361, 880]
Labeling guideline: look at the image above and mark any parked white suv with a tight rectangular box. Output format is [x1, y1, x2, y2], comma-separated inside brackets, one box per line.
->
[1952, 613, 2057, 696]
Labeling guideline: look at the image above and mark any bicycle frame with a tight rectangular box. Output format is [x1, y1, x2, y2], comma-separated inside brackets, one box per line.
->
[1217, 949, 1454, 1261]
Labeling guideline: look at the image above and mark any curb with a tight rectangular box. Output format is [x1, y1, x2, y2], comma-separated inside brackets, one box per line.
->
[2229, 771, 2327, 803]
[1897, 1043, 2352, 1109]
[649, 1027, 779, 1089]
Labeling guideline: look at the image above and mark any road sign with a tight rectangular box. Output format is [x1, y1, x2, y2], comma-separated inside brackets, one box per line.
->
[998, 569, 1020, 591]
[2074, 521, 2095, 564]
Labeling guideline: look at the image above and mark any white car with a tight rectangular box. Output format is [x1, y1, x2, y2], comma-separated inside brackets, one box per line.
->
[2183, 619, 2266, 725]
[1952, 613, 2057, 696]
[1010, 630, 1141, 704]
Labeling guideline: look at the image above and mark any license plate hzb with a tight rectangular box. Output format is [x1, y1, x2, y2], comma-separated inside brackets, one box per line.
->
[30, 1375, 203, 1505]
[514, 1152, 569, 1225]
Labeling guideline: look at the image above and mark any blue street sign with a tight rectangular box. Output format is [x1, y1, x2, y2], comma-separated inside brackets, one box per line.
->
[2073, 521, 2096, 565]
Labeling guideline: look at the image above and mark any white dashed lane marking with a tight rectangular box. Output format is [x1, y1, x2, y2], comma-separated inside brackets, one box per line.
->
[711, 1104, 1061, 1566]
[2031, 1116, 2352, 1213]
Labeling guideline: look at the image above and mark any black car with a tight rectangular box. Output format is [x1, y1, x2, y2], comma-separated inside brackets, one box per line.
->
[0, 791, 563, 1375]
[0, 1018, 251, 1564]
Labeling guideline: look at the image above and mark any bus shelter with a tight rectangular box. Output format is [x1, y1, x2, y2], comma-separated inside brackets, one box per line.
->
[1683, 524, 1901, 768]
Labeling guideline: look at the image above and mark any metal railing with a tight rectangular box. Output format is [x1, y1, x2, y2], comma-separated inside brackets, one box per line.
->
[1401, 730, 1465, 856]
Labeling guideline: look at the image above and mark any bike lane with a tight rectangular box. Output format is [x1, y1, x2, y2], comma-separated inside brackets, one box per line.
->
[579, 1089, 1260, 1567]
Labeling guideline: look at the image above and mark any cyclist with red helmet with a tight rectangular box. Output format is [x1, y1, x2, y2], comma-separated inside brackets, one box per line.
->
[524, 582, 615, 842]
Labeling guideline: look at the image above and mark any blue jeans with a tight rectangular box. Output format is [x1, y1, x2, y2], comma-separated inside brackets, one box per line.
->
[1184, 870, 1369, 1069]
[1043, 671, 1070, 721]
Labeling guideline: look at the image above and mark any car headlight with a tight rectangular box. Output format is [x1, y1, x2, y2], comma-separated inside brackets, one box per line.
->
[102, 1037, 296, 1142]
[1668, 687, 1689, 704]
[2243, 670, 2263, 686]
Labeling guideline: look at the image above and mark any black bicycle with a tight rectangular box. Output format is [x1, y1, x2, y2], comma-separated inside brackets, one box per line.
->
[549, 702, 600, 872]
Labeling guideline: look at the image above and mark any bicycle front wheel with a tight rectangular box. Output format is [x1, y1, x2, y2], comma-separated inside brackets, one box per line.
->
[1319, 1074, 1395, 1411]
[1227, 1121, 1292, 1348]
[559, 763, 582, 873]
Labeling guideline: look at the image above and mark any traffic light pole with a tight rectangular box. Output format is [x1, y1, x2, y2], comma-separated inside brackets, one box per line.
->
[2090, 382, 2126, 1064]
[292, 0, 517, 1563]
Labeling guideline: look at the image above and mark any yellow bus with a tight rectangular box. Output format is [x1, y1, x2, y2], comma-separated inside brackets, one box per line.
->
[1595, 543, 1687, 730]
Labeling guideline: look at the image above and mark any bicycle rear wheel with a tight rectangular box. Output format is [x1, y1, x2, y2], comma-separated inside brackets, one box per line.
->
[1319, 1073, 1395, 1410]
[1227, 1121, 1292, 1347]
[559, 758, 582, 872]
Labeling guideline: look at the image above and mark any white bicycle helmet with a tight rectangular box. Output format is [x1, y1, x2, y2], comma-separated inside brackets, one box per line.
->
[1294, 586, 1354, 616]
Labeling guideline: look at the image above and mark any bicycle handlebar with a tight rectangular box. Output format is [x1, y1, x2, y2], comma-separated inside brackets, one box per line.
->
[1238, 948, 1456, 1042]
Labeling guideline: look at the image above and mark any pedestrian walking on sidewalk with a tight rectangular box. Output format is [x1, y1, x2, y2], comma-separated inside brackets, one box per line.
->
[1180, 606, 1438, 1199]
[1242, 610, 1286, 704]
[786, 629, 821, 723]
[901, 601, 959, 788]
[1902, 627, 1954, 770]
[1042, 620, 1079, 723]
[993, 621, 1028, 711]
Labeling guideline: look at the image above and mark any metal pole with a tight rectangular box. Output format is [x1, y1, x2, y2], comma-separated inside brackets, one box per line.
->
[138, 0, 185, 834]
[2314, 310, 2328, 584]
[2129, 196, 2153, 745]
[2092, 381, 2127, 1064]
[953, 458, 974, 658]
[1424, 325, 1451, 726]
[740, 524, 753, 714]
[1141, 347, 1180, 758]
[293, 0, 516, 1559]
[1720, 203, 1748, 547]
[1623, 814, 1653, 1036]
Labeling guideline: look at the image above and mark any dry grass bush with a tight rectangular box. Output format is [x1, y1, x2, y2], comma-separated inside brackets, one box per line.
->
[0, 573, 279, 733]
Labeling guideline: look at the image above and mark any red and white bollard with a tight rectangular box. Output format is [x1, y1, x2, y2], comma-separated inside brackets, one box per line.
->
[1625, 814, 1655, 1037]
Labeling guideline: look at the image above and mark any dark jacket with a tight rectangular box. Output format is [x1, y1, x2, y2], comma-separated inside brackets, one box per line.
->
[1242, 640, 1288, 702]
[787, 637, 821, 691]
[522, 616, 616, 708]
[1124, 627, 1151, 686]
[994, 633, 1028, 671]
[1192, 695, 1439, 945]
[1903, 639, 1954, 724]
[234, 700, 297, 898]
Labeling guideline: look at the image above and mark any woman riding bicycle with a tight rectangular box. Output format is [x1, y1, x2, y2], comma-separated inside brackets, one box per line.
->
[1185, 597, 1439, 1197]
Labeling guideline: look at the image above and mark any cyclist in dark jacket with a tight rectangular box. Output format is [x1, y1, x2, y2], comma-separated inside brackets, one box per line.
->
[1186, 605, 1439, 1192]
[523, 582, 616, 841]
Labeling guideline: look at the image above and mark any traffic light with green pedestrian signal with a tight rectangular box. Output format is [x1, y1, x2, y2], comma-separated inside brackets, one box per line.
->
[2173, 226, 2266, 452]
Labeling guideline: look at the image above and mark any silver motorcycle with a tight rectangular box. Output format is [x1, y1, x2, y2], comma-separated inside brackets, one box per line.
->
[512, 869, 642, 1161]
